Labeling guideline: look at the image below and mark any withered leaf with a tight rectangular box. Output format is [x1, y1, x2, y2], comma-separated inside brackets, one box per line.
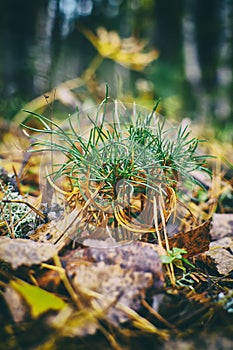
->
[210, 213, 233, 241]
[196, 237, 233, 275]
[72, 263, 153, 324]
[30, 209, 80, 250]
[65, 241, 163, 280]
[3, 285, 27, 322]
[65, 241, 164, 325]
[0, 237, 57, 269]
[166, 219, 211, 257]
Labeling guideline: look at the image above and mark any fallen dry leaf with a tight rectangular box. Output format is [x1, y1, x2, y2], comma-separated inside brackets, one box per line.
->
[166, 219, 211, 257]
[196, 236, 233, 275]
[72, 263, 152, 324]
[210, 213, 233, 241]
[30, 209, 81, 250]
[65, 241, 163, 279]
[0, 237, 57, 269]
[3, 285, 27, 322]
[64, 241, 164, 325]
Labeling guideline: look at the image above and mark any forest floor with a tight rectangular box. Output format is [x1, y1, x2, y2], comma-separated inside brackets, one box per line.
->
[0, 117, 233, 350]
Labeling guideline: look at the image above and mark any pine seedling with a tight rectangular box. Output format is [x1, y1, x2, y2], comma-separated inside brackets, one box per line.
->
[21, 99, 211, 244]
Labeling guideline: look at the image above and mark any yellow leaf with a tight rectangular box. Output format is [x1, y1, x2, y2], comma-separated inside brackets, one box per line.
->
[81, 27, 159, 71]
[10, 279, 66, 318]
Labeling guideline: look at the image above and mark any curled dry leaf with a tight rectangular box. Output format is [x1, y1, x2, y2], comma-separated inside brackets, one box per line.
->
[195, 215, 233, 275]
[30, 209, 81, 251]
[196, 237, 233, 275]
[0, 237, 57, 269]
[166, 219, 211, 258]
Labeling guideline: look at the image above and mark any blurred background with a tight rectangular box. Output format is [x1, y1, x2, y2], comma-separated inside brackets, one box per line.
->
[0, 0, 232, 133]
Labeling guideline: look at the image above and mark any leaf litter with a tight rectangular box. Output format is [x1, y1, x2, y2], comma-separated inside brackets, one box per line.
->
[0, 103, 233, 349]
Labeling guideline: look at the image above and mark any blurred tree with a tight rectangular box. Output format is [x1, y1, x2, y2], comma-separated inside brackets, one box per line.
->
[149, 0, 187, 115]
[0, 0, 48, 98]
[193, 0, 221, 92]
[0, 0, 232, 125]
[0, 0, 48, 117]
[154, 0, 184, 64]
[49, 0, 63, 83]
